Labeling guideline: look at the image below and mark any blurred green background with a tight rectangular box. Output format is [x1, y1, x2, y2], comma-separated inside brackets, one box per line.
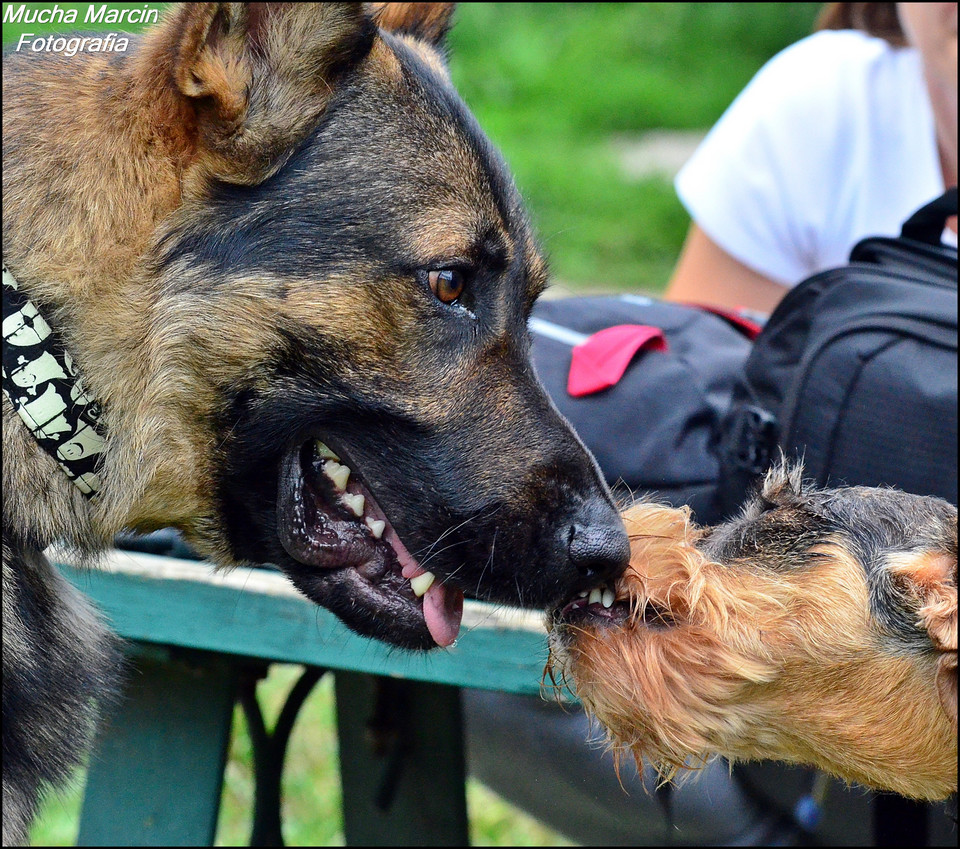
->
[4, 2, 820, 845]
[449, 2, 820, 293]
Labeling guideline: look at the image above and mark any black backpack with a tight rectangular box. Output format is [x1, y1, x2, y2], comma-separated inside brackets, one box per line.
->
[530, 295, 757, 524]
[719, 188, 958, 514]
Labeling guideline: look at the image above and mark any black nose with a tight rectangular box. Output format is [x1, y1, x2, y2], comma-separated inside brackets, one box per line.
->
[567, 500, 630, 583]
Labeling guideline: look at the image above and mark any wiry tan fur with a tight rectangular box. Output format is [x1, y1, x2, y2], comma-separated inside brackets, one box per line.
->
[549, 472, 958, 802]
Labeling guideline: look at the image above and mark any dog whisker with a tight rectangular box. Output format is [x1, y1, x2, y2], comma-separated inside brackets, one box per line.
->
[547, 482, 958, 801]
[5, 3, 640, 840]
[466, 531, 499, 599]
[414, 505, 502, 561]
[417, 539, 471, 571]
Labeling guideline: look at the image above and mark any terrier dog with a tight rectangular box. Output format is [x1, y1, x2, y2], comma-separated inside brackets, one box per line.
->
[2, 4, 628, 842]
[548, 465, 958, 801]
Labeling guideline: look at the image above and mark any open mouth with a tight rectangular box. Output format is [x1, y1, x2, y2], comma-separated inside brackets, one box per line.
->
[555, 583, 630, 626]
[554, 585, 676, 631]
[276, 438, 464, 647]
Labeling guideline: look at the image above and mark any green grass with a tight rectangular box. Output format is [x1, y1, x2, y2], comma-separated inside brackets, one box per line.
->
[447, 3, 820, 291]
[13, 3, 821, 844]
[30, 667, 574, 846]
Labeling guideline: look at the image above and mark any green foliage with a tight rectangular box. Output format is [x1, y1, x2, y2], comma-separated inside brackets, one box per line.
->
[451, 3, 820, 134]
[447, 3, 820, 292]
[27, 769, 84, 846]
[216, 669, 573, 846]
[30, 667, 573, 846]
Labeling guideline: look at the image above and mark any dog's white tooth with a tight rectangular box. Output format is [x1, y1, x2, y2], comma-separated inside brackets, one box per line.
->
[588, 588, 603, 606]
[324, 460, 350, 491]
[315, 441, 340, 461]
[578, 590, 589, 598]
[343, 493, 365, 517]
[410, 571, 435, 598]
[366, 518, 385, 539]
[601, 588, 615, 609]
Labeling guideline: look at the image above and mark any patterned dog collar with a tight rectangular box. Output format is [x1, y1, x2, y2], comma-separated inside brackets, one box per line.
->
[2, 261, 106, 496]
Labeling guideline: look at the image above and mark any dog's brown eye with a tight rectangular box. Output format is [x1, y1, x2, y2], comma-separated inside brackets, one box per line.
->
[428, 269, 465, 304]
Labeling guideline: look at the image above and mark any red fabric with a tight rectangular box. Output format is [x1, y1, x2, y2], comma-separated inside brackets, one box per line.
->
[567, 324, 667, 397]
[685, 302, 763, 340]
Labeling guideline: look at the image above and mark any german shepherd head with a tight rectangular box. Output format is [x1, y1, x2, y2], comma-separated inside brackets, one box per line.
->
[2, 3, 628, 654]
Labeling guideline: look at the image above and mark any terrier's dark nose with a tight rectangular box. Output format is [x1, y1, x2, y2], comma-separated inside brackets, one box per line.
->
[567, 500, 630, 583]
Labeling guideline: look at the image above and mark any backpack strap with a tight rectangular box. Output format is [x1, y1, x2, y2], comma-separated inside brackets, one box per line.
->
[683, 303, 764, 340]
[900, 187, 958, 245]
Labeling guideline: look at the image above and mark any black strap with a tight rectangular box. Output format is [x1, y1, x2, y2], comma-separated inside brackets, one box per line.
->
[900, 187, 958, 245]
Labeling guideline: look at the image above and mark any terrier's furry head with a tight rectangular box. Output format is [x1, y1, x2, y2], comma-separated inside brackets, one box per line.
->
[548, 464, 958, 801]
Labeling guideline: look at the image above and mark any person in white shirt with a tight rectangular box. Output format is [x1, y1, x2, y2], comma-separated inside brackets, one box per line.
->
[666, 1, 958, 314]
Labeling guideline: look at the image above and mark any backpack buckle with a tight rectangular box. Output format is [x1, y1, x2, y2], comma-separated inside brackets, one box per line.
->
[726, 404, 779, 475]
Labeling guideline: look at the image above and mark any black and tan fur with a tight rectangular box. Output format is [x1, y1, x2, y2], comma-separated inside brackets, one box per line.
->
[2, 4, 629, 842]
[549, 465, 958, 801]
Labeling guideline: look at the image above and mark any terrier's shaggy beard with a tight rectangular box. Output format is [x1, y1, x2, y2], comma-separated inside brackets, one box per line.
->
[547, 490, 958, 801]
[548, 502, 787, 780]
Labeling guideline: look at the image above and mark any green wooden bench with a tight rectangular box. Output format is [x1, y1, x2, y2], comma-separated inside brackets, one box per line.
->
[55, 548, 559, 846]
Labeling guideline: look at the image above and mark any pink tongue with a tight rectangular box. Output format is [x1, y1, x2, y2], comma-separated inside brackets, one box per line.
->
[422, 581, 464, 647]
[393, 534, 463, 647]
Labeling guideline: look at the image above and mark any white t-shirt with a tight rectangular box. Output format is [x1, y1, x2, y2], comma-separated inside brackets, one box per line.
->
[675, 29, 954, 287]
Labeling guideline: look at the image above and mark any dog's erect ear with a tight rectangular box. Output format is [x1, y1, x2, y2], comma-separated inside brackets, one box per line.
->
[155, 3, 374, 184]
[368, 2, 455, 46]
[743, 460, 805, 520]
[759, 460, 805, 505]
[894, 550, 958, 730]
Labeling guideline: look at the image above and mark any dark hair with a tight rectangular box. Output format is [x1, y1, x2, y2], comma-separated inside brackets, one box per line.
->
[815, 3, 907, 46]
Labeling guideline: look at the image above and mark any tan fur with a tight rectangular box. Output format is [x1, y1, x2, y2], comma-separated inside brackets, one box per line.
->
[1, 2, 476, 555]
[889, 550, 959, 730]
[3, 6, 321, 545]
[549, 499, 959, 801]
[368, 2, 455, 45]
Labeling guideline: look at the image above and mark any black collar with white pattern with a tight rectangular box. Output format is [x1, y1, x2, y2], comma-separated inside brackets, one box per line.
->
[2, 261, 106, 496]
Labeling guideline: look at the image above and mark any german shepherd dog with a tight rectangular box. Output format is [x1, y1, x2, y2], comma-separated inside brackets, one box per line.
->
[2, 4, 628, 842]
